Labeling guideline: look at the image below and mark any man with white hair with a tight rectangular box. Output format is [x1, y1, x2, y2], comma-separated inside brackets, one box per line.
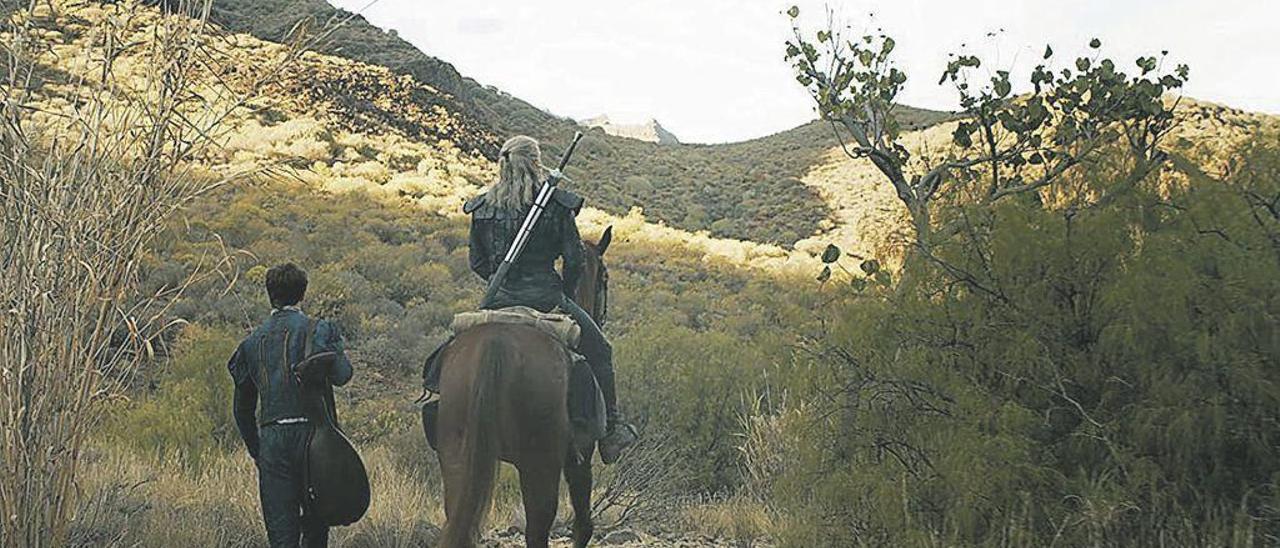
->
[426, 134, 635, 463]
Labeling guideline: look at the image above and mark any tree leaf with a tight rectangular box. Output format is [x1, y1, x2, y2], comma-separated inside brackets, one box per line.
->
[953, 123, 973, 148]
[821, 244, 842, 264]
[1089, 38, 1102, 49]
[817, 265, 832, 282]
[995, 79, 1011, 97]
[860, 259, 880, 275]
[1043, 45, 1053, 59]
[787, 5, 799, 18]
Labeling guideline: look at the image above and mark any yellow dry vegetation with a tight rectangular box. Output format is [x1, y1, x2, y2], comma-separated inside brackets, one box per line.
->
[25, 1, 1277, 282]
[792, 97, 1280, 269]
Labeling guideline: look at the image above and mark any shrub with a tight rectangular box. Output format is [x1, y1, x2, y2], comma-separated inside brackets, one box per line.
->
[754, 137, 1280, 545]
[104, 325, 241, 465]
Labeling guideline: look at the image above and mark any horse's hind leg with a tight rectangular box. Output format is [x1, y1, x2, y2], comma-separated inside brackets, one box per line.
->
[564, 459, 594, 548]
[517, 460, 562, 548]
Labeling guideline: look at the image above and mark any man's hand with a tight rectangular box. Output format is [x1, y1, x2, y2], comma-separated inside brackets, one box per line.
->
[246, 439, 261, 461]
[293, 352, 336, 385]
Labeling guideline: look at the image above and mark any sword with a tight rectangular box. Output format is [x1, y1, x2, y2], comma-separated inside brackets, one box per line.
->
[480, 131, 585, 308]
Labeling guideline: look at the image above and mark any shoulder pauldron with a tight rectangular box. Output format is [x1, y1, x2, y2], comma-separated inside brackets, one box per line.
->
[552, 188, 584, 212]
[463, 193, 487, 214]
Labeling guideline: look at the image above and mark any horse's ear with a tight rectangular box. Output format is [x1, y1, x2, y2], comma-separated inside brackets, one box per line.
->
[597, 226, 613, 255]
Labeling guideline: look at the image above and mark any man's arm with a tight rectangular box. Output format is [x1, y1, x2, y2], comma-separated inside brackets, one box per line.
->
[560, 205, 586, 299]
[469, 216, 494, 281]
[318, 319, 353, 387]
[227, 346, 260, 460]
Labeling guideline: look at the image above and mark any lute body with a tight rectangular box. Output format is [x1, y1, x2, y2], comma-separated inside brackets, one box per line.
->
[294, 335, 370, 526]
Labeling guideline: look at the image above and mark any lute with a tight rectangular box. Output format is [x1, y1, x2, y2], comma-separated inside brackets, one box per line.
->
[293, 319, 370, 526]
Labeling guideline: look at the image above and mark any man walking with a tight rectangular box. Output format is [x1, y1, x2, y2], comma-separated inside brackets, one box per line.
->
[228, 263, 353, 548]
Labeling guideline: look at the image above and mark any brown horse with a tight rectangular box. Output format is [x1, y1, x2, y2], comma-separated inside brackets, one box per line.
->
[431, 227, 613, 548]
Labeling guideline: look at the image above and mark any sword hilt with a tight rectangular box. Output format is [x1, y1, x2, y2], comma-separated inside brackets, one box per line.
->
[555, 132, 584, 173]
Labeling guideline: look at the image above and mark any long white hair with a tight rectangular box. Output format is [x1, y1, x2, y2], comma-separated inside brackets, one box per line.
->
[490, 135, 542, 210]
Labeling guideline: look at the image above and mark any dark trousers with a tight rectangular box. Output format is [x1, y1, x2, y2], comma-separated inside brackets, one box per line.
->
[257, 423, 328, 548]
[559, 295, 618, 422]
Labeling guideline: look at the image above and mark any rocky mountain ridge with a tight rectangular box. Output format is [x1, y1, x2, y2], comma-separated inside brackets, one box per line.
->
[582, 115, 681, 144]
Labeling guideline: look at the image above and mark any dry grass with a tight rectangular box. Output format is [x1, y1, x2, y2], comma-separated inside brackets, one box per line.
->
[0, 1, 304, 544]
[70, 425, 728, 547]
[70, 440, 442, 548]
[681, 498, 776, 547]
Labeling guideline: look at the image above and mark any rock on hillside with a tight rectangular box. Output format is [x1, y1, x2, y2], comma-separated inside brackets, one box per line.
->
[582, 115, 681, 144]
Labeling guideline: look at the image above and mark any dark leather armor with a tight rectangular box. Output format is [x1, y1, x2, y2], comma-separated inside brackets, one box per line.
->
[465, 188, 585, 312]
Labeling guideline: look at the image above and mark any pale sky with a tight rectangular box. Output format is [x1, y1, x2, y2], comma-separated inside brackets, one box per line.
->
[331, 0, 1279, 144]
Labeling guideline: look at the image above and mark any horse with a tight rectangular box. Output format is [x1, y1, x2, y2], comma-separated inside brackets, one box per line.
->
[429, 226, 613, 548]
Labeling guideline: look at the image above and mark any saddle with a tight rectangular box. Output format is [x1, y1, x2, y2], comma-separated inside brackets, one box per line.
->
[425, 306, 607, 460]
[294, 319, 370, 526]
[450, 306, 581, 347]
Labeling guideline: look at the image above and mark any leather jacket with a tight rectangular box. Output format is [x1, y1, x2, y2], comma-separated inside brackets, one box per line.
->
[228, 309, 352, 458]
[466, 188, 586, 312]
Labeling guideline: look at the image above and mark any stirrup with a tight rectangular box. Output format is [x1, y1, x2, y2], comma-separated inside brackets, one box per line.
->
[414, 385, 441, 405]
[599, 423, 637, 464]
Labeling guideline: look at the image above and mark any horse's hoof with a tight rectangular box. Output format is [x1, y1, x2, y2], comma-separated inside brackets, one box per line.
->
[572, 526, 594, 548]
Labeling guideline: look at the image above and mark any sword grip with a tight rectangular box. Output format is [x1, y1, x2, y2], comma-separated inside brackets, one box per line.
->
[556, 132, 584, 173]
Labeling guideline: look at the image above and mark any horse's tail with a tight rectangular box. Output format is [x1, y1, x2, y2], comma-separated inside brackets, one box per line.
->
[441, 335, 504, 547]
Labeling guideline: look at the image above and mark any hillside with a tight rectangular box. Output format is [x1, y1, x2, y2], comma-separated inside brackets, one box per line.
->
[39, 0, 1278, 286]
[195, 0, 955, 246]
[154, 0, 1280, 264]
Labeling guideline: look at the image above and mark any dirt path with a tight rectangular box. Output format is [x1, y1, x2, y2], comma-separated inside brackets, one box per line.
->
[483, 526, 754, 547]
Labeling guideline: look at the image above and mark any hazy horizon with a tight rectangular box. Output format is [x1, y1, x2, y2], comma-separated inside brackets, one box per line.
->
[334, 0, 1277, 144]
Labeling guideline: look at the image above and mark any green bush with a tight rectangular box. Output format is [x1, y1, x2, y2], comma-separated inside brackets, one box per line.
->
[104, 324, 241, 465]
[758, 138, 1280, 545]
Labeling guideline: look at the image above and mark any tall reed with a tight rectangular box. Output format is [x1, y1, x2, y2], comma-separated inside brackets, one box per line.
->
[0, 1, 301, 544]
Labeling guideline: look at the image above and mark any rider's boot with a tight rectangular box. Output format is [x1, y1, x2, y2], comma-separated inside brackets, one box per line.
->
[592, 358, 637, 464]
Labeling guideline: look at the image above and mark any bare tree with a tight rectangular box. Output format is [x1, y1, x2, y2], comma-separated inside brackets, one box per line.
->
[590, 430, 692, 529]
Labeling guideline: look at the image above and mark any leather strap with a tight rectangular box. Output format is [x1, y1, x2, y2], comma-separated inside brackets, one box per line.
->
[301, 316, 321, 509]
[304, 318, 318, 360]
